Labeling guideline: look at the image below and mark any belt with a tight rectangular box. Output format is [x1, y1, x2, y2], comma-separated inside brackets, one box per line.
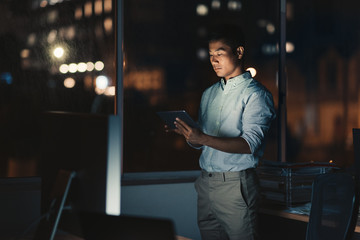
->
[201, 168, 255, 181]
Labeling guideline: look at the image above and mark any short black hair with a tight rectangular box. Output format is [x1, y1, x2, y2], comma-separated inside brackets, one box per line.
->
[208, 24, 246, 55]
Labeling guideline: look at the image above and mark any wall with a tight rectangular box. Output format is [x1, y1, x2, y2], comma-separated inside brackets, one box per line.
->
[121, 171, 201, 240]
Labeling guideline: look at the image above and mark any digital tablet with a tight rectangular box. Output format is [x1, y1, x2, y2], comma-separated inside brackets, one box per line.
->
[157, 110, 199, 129]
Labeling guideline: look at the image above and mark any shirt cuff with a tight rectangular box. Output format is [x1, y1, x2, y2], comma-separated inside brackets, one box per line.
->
[187, 140, 203, 150]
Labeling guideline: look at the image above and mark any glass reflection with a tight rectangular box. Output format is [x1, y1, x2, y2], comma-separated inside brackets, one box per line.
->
[0, 0, 116, 177]
[3, 0, 358, 176]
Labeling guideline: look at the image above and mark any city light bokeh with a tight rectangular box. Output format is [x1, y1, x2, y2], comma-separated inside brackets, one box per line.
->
[0, 0, 360, 176]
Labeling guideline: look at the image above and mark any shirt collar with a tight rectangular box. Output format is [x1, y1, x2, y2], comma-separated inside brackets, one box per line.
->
[220, 71, 252, 91]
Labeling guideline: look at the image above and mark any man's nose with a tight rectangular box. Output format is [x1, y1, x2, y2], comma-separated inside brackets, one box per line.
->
[211, 56, 218, 63]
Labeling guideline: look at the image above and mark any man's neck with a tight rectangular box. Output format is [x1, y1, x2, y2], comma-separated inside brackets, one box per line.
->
[223, 69, 244, 84]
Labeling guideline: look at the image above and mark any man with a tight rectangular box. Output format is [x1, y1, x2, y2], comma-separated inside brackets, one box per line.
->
[170, 24, 276, 240]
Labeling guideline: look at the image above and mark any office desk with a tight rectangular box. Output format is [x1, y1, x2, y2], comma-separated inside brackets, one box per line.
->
[260, 206, 309, 222]
[259, 204, 360, 240]
[3, 232, 191, 240]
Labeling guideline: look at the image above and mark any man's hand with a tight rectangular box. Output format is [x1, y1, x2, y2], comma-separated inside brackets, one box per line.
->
[173, 118, 204, 145]
[165, 117, 251, 154]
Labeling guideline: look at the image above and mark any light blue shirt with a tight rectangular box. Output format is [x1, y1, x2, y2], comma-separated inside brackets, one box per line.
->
[195, 71, 276, 172]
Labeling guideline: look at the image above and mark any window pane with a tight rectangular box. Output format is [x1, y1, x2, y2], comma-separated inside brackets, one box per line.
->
[0, 0, 115, 177]
[286, 0, 360, 167]
[123, 0, 279, 172]
[0, 0, 280, 176]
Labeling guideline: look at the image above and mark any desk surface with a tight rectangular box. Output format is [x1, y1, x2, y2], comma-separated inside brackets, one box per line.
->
[260, 207, 309, 222]
[260, 205, 360, 233]
[2, 232, 192, 240]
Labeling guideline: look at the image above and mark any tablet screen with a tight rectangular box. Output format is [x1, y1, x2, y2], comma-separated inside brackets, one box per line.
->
[157, 110, 199, 129]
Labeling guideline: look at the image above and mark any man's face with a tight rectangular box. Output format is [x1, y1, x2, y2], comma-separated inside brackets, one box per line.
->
[208, 40, 243, 81]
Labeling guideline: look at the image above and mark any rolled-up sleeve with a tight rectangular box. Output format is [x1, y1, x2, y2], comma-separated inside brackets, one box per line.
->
[241, 90, 276, 155]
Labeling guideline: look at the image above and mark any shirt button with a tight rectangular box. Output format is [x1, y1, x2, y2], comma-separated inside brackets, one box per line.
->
[209, 174, 212, 177]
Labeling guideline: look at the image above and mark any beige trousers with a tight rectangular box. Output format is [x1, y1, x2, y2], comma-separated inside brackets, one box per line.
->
[194, 169, 260, 240]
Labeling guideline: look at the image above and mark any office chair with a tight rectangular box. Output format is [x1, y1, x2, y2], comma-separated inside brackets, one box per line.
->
[306, 172, 357, 240]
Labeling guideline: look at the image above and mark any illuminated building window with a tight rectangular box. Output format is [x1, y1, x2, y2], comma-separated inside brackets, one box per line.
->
[66, 26, 76, 40]
[211, 0, 221, 9]
[75, 7, 83, 19]
[124, 69, 165, 91]
[104, 17, 113, 34]
[47, 10, 58, 23]
[21, 49, 30, 59]
[47, 30, 57, 44]
[40, 0, 48, 8]
[64, 77, 76, 88]
[85, 1, 93, 17]
[95, 0, 103, 15]
[104, 0, 112, 13]
[228, 0, 242, 11]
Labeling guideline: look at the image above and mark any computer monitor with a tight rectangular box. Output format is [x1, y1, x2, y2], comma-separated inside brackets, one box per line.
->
[37, 111, 122, 236]
[79, 211, 176, 240]
[36, 112, 178, 240]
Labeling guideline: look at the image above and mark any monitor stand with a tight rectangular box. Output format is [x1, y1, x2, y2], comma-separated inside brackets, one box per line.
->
[33, 170, 76, 240]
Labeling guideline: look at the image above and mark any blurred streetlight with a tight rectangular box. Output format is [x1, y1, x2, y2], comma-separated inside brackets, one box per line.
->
[64, 77, 76, 88]
[196, 4, 208, 16]
[53, 46, 64, 59]
[96, 75, 109, 89]
[94, 61, 104, 71]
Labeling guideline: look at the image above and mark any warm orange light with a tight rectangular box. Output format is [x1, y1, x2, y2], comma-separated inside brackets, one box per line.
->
[246, 67, 257, 77]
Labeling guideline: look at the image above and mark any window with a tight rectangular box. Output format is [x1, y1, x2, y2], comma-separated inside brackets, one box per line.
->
[2, 0, 357, 177]
[122, 0, 278, 171]
[0, 0, 115, 177]
[286, 0, 360, 167]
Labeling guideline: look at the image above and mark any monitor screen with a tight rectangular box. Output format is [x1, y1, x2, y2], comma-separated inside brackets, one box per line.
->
[38, 111, 121, 223]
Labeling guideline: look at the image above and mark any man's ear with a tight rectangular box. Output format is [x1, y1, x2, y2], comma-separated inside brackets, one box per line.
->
[236, 46, 244, 59]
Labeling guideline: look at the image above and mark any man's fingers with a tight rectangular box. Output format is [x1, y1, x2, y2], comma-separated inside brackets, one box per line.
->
[174, 121, 185, 132]
[164, 125, 175, 133]
[175, 118, 191, 131]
